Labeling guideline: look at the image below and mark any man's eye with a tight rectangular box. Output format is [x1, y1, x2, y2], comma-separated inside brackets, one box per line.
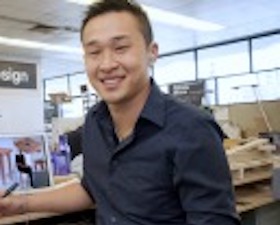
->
[90, 50, 100, 55]
[115, 46, 129, 52]
[87, 48, 101, 55]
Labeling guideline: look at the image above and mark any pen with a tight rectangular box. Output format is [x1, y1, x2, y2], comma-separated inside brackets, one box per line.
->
[2, 182, 19, 198]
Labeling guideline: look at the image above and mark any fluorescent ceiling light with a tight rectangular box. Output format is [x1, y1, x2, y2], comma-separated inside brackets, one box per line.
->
[67, 0, 224, 31]
[0, 36, 82, 54]
[142, 6, 223, 31]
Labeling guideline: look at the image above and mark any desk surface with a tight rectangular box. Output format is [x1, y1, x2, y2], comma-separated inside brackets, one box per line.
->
[0, 212, 58, 225]
[0, 209, 95, 225]
[0, 179, 277, 224]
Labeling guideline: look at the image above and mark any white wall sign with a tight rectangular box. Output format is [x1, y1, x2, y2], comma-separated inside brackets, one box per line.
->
[0, 60, 37, 89]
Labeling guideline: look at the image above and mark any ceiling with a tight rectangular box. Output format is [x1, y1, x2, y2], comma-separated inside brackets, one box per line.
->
[0, 0, 279, 79]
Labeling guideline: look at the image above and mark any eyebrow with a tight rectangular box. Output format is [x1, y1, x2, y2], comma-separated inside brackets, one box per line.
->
[84, 35, 130, 47]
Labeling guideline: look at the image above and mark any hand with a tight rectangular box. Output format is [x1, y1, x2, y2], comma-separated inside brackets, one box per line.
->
[0, 191, 27, 218]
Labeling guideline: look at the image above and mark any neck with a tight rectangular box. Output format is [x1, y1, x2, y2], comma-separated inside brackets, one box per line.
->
[108, 82, 150, 140]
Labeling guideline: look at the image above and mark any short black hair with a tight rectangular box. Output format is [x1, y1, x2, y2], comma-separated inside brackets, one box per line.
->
[80, 0, 154, 46]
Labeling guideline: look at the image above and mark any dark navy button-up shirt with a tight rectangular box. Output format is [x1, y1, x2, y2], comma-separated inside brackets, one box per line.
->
[81, 81, 240, 225]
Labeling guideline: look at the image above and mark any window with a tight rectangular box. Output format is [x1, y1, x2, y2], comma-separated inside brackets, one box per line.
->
[218, 74, 259, 105]
[252, 34, 280, 71]
[44, 31, 280, 112]
[44, 77, 69, 101]
[69, 73, 97, 97]
[204, 79, 217, 105]
[198, 41, 249, 78]
[62, 97, 84, 118]
[255, 70, 280, 101]
[154, 52, 195, 86]
[218, 70, 280, 105]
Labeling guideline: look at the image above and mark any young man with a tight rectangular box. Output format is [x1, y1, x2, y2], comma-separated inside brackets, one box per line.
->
[0, 0, 240, 224]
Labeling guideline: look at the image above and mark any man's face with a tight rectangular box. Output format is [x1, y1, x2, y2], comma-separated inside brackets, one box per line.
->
[82, 11, 158, 105]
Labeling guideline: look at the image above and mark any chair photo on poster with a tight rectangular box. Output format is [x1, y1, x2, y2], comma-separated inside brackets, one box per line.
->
[0, 133, 53, 193]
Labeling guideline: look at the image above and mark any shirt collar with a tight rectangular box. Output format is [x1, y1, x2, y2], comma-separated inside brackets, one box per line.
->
[91, 100, 109, 121]
[91, 78, 166, 128]
[139, 79, 165, 128]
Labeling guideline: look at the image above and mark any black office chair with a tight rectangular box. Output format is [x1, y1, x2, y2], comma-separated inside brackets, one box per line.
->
[15, 154, 34, 187]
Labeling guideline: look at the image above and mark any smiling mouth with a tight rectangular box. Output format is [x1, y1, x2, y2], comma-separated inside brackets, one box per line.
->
[101, 76, 124, 88]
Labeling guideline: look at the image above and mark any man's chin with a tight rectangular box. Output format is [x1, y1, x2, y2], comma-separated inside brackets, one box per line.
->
[102, 95, 122, 105]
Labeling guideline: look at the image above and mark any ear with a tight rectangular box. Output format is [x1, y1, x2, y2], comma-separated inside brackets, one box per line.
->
[148, 42, 159, 65]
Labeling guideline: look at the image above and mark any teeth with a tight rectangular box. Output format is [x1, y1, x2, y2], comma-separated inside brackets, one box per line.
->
[102, 77, 121, 87]
[104, 78, 118, 84]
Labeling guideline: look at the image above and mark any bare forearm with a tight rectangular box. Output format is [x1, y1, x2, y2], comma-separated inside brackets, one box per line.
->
[26, 180, 94, 214]
[0, 179, 93, 218]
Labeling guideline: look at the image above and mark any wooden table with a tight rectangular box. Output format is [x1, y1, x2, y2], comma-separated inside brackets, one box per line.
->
[0, 178, 278, 225]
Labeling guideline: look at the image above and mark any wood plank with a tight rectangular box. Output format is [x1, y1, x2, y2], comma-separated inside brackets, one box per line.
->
[236, 184, 274, 213]
[226, 138, 269, 156]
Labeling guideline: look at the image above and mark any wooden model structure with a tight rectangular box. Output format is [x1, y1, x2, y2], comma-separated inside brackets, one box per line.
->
[224, 138, 277, 212]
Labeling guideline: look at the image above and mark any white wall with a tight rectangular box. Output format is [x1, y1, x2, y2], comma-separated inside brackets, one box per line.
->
[0, 57, 43, 134]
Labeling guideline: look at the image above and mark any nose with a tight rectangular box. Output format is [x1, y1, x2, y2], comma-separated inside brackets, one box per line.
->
[99, 50, 118, 72]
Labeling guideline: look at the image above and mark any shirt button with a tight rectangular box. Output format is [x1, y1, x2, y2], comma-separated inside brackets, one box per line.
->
[110, 216, 117, 223]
